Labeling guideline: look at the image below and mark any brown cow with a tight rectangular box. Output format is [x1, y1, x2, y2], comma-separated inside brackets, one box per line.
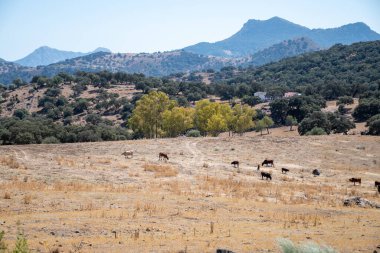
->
[159, 152, 169, 161]
[349, 178, 361, 186]
[262, 159, 274, 167]
[121, 150, 134, 159]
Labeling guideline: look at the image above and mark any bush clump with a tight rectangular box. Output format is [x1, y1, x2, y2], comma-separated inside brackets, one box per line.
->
[306, 127, 327, 136]
[277, 238, 337, 253]
[186, 129, 201, 137]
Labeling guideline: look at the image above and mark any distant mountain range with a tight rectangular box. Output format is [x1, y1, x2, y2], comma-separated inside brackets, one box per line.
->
[184, 16, 380, 57]
[14, 46, 111, 67]
[0, 17, 379, 84]
[0, 37, 321, 84]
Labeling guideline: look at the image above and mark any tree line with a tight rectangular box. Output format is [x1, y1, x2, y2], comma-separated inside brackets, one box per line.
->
[128, 91, 271, 138]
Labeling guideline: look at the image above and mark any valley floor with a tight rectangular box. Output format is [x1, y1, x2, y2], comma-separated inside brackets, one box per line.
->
[0, 132, 379, 252]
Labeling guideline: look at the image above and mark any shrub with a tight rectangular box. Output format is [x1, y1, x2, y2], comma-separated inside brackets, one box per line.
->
[298, 111, 331, 135]
[277, 238, 337, 253]
[0, 231, 7, 253]
[13, 109, 29, 120]
[14, 132, 35, 145]
[353, 98, 380, 122]
[186, 129, 201, 137]
[42, 136, 60, 144]
[336, 96, 354, 105]
[13, 231, 30, 253]
[306, 127, 327, 135]
[367, 114, 380, 135]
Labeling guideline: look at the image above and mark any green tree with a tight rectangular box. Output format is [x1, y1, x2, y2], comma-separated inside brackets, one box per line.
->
[328, 113, 355, 134]
[14, 132, 35, 145]
[194, 100, 217, 134]
[262, 116, 274, 134]
[13, 109, 29, 120]
[85, 114, 103, 125]
[336, 96, 354, 105]
[285, 115, 298, 131]
[206, 114, 228, 136]
[255, 120, 266, 136]
[129, 91, 176, 138]
[230, 104, 256, 135]
[269, 99, 289, 125]
[367, 114, 380, 135]
[298, 111, 331, 135]
[194, 100, 232, 136]
[353, 98, 380, 122]
[162, 107, 195, 137]
[242, 95, 262, 106]
[73, 99, 89, 114]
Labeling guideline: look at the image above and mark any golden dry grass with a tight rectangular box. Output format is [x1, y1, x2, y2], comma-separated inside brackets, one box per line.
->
[0, 133, 379, 252]
[143, 163, 179, 177]
[0, 155, 27, 170]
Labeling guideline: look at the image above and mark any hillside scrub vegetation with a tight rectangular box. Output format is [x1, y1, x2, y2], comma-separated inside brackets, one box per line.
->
[1, 41, 380, 144]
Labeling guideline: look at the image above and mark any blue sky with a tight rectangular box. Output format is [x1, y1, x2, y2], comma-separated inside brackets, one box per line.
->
[0, 0, 379, 61]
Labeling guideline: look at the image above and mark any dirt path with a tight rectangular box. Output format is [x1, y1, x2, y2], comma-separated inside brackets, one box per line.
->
[10, 147, 28, 160]
[185, 138, 205, 165]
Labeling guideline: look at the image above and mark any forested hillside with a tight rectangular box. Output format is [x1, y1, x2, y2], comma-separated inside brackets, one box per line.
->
[209, 40, 380, 100]
[1, 41, 379, 145]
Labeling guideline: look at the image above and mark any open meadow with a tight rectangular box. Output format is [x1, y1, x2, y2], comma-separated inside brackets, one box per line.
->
[0, 130, 379, 252]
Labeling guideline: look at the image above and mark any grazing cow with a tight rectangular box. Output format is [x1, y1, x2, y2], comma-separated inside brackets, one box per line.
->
[281, 168, 289, 174]
[216, 249, 235, 253]
[121, 150, 134, 159]
[349, 178, 361, 186]
[375, 181, 380, 187]
[257, 164, 260, 171]
[159, 152, 169, 161]
[312, 169, 320, 176]
[231, 161, 239, 168]
[262, 159, 274, 167]
[377, 185, 380, 193]
[261, 172, 272, 180]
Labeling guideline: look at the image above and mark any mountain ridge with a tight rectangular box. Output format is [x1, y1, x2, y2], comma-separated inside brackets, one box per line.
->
[14, 46, 112, 67]
[184, 17, 380, 57]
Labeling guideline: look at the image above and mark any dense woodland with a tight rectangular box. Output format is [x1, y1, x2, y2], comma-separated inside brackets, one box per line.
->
[0, 41, 379, 144]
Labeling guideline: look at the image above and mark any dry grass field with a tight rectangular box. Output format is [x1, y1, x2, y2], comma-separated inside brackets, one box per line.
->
[0, 131, 379, 252]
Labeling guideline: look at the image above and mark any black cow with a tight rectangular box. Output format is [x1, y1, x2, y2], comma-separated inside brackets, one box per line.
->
[261, 172, 272, 180]
[159, 152, 169, 161]
[231, 161, 239, 168]
[262, 159, 274, 167]
[349, 178, 361, 186]
[281, 168, 289, 174]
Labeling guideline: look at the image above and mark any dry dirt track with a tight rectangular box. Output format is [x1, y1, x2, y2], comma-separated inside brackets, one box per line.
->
[0, 132, 379, 252]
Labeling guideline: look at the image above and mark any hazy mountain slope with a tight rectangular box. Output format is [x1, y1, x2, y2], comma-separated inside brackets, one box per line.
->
[36, 50, 232, 77]
[184, 17, 380, 57]
[247, 37, 320, 66]
[308, 22, 380, 47]
[0, 58, 36, 84]
[14, 46, 112, 67]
